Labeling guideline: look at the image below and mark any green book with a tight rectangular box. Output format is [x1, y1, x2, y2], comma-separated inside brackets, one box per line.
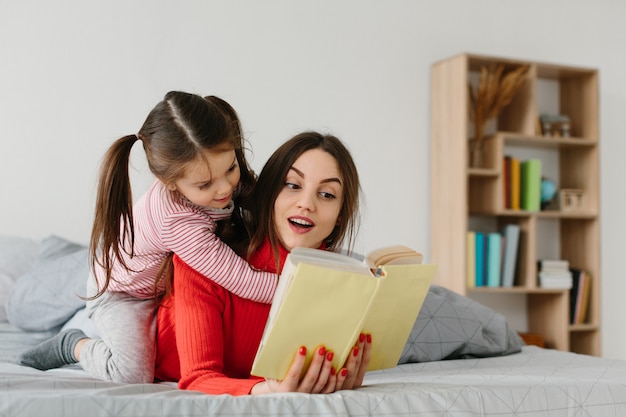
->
[521, 159, 541, 211]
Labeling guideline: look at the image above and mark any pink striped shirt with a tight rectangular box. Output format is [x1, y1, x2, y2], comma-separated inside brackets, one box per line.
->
[98, 180, 277, 303]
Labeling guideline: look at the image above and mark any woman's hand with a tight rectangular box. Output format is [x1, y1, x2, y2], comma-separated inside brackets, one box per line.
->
[336, 332, 372, 390]
[251, 333, 373, 395]
[251, 345, 338, 395]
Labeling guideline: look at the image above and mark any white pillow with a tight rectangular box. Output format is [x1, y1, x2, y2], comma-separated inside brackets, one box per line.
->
[0, 235, 40, 321]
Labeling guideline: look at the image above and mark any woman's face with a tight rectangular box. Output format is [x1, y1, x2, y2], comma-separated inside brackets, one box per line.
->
[274, 149, 343, 251]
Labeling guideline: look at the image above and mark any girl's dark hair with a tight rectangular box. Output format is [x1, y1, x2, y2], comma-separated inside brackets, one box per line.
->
[89, 91, 255, 298]
[246, 131, 361, 270]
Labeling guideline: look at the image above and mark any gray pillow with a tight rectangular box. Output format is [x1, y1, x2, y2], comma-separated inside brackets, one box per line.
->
[398, 285, 524, 363]
[6, 236, 89, 332]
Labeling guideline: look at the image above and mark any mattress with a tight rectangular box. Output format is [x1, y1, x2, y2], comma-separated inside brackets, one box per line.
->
[2, 322, 626, 417]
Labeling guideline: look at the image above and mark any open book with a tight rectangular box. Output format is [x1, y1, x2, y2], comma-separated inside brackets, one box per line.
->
[250, 245, 436, 380]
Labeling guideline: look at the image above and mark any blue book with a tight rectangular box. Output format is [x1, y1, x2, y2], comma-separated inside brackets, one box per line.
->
[475, 232, 485, 287]
[501, 224, 520, 287]
[486, 233, 502, 287]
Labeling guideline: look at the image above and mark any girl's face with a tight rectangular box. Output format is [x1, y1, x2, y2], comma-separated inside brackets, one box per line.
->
[168, 148, 240, 209]
[274, 149, 343, 251]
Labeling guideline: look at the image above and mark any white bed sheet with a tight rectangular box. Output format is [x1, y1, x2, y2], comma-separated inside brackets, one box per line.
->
[2, 319, 626, 417]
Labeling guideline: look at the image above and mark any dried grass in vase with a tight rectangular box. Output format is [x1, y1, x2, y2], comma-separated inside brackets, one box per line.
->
[469, 64, 530, 147]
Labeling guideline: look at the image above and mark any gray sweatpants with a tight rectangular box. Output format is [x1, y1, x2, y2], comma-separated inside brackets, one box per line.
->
[80, 274, 158, 383]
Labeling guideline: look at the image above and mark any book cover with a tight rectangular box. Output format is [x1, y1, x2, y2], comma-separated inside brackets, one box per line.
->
[511, 157, 521, 210]
[521, 159, 542, 211]
[486, 232, 501, 287]
[466, 231, 476, 288]
[250, 246, 436, 380]
[569, 269, 582, 324]
[500, 224, 520, 287]
[503, 156, 511, 209]
[538, 259, 570, 271]
[475, 232, 485, 287]
[577, 271, 592, 324]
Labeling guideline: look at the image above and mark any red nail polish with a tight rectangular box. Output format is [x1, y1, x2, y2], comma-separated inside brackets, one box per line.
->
[319, 346, 326, 356]
[341, 368, 348, 377]
[299, 346, 307, 356]
[359, 333, 365, 342]
[367, 334, 372, 343]
[331, 367, 336, 376]
[326, 351, 334, 361]
[353, 347, 359, 357]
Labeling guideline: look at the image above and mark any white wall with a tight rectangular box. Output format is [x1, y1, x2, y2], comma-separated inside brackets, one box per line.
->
[2, 0, 625, 359]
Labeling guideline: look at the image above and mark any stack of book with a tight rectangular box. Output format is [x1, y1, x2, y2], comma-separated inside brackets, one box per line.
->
[466, 224, 520, 288]
[537, 259, 573, 289]
[503, 156, 542, 211]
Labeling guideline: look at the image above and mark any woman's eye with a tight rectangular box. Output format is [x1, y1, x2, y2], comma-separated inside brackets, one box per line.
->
[285, 182, 300, 190]
[319, 191, 336, 199]
[228, 163, 238, 173]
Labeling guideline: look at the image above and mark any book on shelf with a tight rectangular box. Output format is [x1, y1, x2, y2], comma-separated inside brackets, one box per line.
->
[538, 259, 572, 289]
[521, 159, 541, 211]
[538, 259, 570, 271]
[500, 224, 520, 287]
[486, 232, 501, 287]
[578, 271, 592, 324]
[250, 245, 436, 380]
[503, 156, 511, 209]
[511, 157, 521, 210]
[474, 232, 485, 287]
[570, 269, 592, 324]
[466, 231, 476, 288]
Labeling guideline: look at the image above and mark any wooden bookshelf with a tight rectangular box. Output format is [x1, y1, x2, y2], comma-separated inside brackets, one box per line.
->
[430, 53, 600, 355]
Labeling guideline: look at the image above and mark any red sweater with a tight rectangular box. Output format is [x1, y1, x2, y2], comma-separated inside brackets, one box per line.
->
[154, 240, 289, 395]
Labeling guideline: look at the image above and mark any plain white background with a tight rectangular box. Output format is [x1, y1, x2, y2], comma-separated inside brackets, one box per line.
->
[1, 1, 625, 359]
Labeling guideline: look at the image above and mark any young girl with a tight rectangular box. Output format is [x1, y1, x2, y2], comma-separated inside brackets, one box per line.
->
[19, 91, 278, 384]
[155, 131, 371, 395]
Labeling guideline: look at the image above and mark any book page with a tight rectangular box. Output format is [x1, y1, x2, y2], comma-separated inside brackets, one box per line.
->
[362, 263, 435, 370]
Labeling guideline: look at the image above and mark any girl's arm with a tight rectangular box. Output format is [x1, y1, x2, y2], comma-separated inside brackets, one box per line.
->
[163, 211, 277, 304]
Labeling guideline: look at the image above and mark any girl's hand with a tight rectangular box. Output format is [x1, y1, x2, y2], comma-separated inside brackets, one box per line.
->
[336, 332, 372, 390]
[251, 345, 336, 395]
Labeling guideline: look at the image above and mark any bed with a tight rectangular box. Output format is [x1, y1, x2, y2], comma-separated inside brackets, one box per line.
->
[2, 235, 626, 416]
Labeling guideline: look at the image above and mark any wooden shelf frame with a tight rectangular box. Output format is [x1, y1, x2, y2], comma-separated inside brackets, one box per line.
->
[430, 53, 600, 355]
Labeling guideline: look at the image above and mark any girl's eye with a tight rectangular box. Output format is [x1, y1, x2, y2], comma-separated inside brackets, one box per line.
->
[199, 182, 212, 190]
[228, 163, 238, 173]
[319, 191, 336, 199]
[285, 182, 301, 190]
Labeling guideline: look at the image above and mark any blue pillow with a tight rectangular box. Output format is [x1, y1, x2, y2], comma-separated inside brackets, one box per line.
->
[6, 236, 88, 332]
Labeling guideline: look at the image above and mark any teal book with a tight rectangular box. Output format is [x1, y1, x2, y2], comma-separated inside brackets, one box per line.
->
[475, 232, 485, 287]
[486, 232, 502, 287]
[500, 224, 520, 287]
[521, 159, 541, 211]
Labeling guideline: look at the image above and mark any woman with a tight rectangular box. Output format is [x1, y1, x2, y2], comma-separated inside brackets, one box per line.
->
[154, 131, 371, 395]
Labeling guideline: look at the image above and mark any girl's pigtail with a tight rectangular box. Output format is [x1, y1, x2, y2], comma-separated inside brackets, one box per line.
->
[88, 134, 139, 299]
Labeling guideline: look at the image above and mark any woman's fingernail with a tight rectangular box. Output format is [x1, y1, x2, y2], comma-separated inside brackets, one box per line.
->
[341, 368, 348, 377]
[367, 334, 372, 343]
[359, 333, 365, 342]
[326, 351, 334, 361]
[319, 346, 326, 356]
[353, 347, 359, 357]
[299, 346, 307, 356]
[331, 367, 336, 376]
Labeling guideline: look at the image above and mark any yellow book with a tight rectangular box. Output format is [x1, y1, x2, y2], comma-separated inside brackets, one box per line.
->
[250, 245, 436, 380]
[511, 157, 521, 210]
[466, 231, 476, 288]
